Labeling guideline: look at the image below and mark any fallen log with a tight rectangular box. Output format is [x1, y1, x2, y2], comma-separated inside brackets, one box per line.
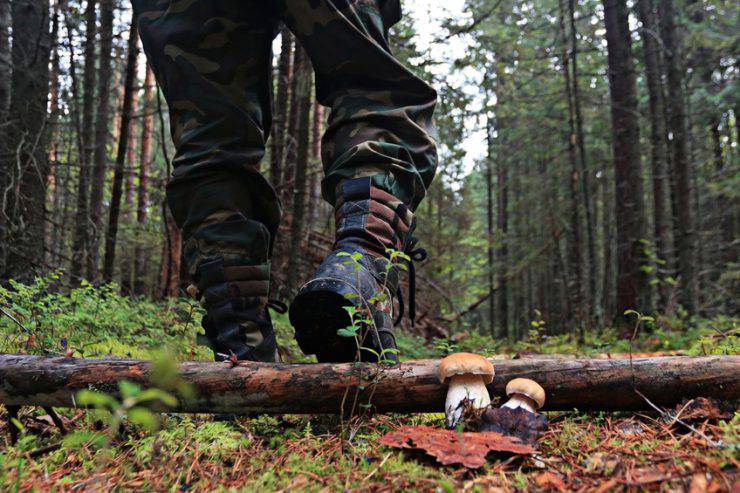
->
[0, 354, 737, 414]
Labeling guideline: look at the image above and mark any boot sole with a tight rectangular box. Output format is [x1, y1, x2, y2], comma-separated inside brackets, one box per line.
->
[290, 288, 359, 363]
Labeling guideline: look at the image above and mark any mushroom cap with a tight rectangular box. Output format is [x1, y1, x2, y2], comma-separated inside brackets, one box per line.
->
[438, 352, 494, 384]
[505, 378, 546, 409]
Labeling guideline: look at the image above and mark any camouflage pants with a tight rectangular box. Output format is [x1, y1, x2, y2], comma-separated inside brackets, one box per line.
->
[133, 0, 438, 274]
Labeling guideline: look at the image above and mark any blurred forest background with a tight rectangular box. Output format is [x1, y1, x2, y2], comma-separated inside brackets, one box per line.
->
[0, 0, 737, 341]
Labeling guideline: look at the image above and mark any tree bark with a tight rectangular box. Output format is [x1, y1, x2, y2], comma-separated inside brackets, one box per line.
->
[602, 0, 650, 320]
[103, 21, 139, 282]
[282, 46, 304, 209]
[133, 66, 155, 295]
[637, 0, 674, 307]
[1, 0, 52, 281]
[568, 0, 597, 320]
[0, 354, 736, 413]
[70, 0, 98, 282]
[658, 0, 696, 314]
[270, 28, 293, 186]
[87, 0, 114, 283]
[484, 83, 496, 338]
[558, 0, 584, 327]
[285, 54, 313, 293]
[0, 0, 11, 121]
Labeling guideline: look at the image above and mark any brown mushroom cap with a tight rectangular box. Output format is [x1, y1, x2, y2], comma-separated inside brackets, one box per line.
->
[438, 353, 494, 384]
[505, 378, 546, 409]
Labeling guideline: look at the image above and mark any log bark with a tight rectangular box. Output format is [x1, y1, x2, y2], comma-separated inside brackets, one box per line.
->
[0, 355, 736, 414]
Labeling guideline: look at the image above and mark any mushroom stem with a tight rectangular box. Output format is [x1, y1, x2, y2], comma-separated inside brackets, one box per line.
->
[445, 375, 491, 428]
[501, 394, 537, 413]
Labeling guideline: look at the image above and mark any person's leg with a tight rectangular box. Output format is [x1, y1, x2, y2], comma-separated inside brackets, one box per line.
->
[281, 0, 438, 362]
[133, 0, 283, 361]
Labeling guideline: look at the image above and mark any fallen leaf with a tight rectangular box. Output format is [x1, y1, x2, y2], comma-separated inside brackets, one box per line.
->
[477, 407, 549, 444]
[535, 471, 566, 491]
[672, 397, 732, 423]
[688, 472, 708, 493]
[379, 425, 534, 469]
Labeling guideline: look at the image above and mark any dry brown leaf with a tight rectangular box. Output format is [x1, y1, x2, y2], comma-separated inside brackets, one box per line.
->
[535, 471, 566, 491]
[673, 397, 733, 423]
[379, 425, 534, 469]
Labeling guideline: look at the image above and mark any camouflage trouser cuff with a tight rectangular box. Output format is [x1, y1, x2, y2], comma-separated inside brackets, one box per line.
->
[195, 258, 271, 307]
[183, 214, 272, 278]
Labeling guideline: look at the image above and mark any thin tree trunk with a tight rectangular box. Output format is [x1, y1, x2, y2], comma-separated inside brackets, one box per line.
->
[0, 0, 11, 121]
[282, 45, 304, 209]
[1, 0, 52, 281]
[87, 0, 115, 283]
[120, 80, 140, 293]
[484, 91, 496, 337]
[568, 0, 597, 321]
[658, 0, 696, 314]
[637, 0, 674, 307]
[285, 55, 313, 293]
[307, 99, 324, 229]
[270, 28, 293, 186]
[70, 0, 97, 281]
[602, 0, 650, 321]
[496, 125, 509, 338]
[601, 166, 615, 321]
[103, 21, 139, 282]
[133, 66, 155, 295]
[45, 4, 61, 266]
[558, 0, 584, 326]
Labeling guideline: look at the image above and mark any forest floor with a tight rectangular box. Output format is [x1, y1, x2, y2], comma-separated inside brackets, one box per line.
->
[0, 279, 738, 491]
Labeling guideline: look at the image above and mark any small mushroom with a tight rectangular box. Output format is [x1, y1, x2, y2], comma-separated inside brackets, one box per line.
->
[438, 353, 494, 428]
[501, 378, 545, 413]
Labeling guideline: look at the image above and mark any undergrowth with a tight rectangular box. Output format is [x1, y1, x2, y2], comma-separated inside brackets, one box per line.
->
[0, 278, 737, 491]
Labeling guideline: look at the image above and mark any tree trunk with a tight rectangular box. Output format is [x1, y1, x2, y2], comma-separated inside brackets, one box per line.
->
[658, 0, 696, 314]
[45, 3, 61, 266]
[282, 46, 304, 209]
[602, 0, 650, 320]
[568, 0, 597, 321]
[485, 91, 496, 338]
[68, 0, 97, 283]
[0, 354, 736, 413]
[558, 0, 584, 327]
[133, 67, 155, 295]
[120, 78, 140, 294]
[157, 206, 182, 299]
[87, 0, 114, 283]
[0, 0, 11, 121]
[285, 54, 313, 293]
[637, 0, 674, 307]
[1, 0, 52, 281]
[495, 123, 509, 337]
[270, 28, 293, 186]
[103, 21, 139, 283]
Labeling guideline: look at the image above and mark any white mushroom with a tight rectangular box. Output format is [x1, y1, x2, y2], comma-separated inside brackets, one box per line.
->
[438, 353, 494, 428]
[501, 378, 545, 413]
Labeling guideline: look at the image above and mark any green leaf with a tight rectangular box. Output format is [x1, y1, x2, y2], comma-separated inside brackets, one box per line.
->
[76, 390, 119, 410]
[119, 380, 141, 399]
[337, 327, 359, 338]
[126, 407, 159, 432]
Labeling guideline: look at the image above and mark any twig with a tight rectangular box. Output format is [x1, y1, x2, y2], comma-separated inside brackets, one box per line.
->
[0, 305, 32, 334]
[43, 407, 68, 435]
[633, 389, 728, 449]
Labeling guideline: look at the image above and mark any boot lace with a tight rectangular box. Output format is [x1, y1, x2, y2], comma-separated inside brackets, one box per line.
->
[394, 235, 427, 328]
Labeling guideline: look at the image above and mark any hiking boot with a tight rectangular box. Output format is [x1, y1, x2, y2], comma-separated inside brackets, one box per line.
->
[289, 177, 425, 363]
[192, 258, 284, 363]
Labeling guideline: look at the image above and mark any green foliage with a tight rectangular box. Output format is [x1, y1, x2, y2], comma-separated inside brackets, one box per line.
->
[0, 275, 210, 360]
